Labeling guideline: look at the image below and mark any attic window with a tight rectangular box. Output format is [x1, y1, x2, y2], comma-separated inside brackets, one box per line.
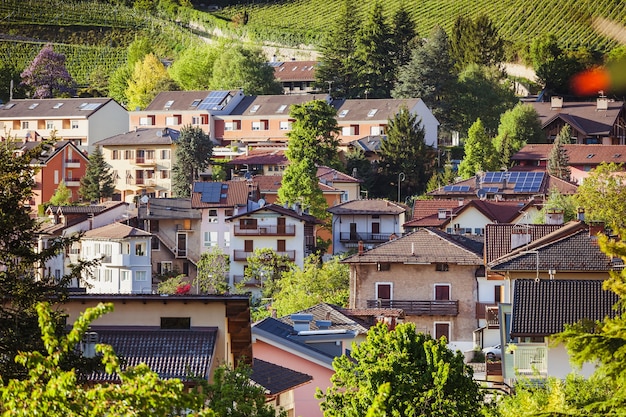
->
[586, 154, 595, 159]
[160, 317, 191, 329]
[338, 109, 349, 118]
[367, 109, 378, 117]
[377, 263, 390, 271]
[250, 105, 260, 113]
[164, 100, 174, 109]
[4, 103, 15, 109]
[435, 263, 449, 272]
[29, 103, 39, 109]
[53, 103, 63, 109]
[191, 99, 201, 107]
[291, 66, 298, 71]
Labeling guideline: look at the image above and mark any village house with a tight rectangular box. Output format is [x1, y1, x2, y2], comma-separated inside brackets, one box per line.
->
[271, 59, 318, 95]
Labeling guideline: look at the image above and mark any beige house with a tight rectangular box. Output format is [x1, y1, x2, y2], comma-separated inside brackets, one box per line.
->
[0, 98, 128, 153]
[95, 127, 180, 202]
[343, 228, 483, 353]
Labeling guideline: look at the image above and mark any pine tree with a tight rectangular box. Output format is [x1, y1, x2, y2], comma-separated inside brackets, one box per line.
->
[354, 0, 394, 98]
[547, 125, 571, 181]
[450, 14, 504, 71]
[20, 43, 76, 99]
[390, 3, 417, 70]
[315, 0, 360, 98]
[79, 146, 115, 203]
[172, 125, 213, 198]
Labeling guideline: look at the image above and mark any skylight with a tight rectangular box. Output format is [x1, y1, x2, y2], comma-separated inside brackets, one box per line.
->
[276, 104, 287, 113]
[338, 109, 349, 118]
[29, 103, 39, 110]
[164, 100, 174, 109]
[191, 99, 201, 107]
[53, 103, 64, 109]
[250, 105, 260, 113]
[367, 109, 378, 117]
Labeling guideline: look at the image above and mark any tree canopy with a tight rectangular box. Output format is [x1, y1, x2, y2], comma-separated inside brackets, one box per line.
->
[168, 43, 219, 90]
[493, 103, 545, 168]
[458, 118, 499, 179]
[171, 125, 213, 197]
[20, 43, 76, 99]
[194, 246, 230, 294]
[450, 14, 505, 71]
[547, 124, 572, 181]
[317, 321, 485, 416]
[574, 162, 626, 228]
[79, 145, 115, 203]
[49, 180, 72, 206]
[125, 53, 177, 111]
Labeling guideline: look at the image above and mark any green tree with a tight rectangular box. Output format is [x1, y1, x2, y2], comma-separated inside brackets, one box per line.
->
[209, 43, 282, 95]
[390, 3, 417, 70]
[272, 255, 349, 317]
[450, 14, 504, 71]
[378, 105, 433, 198]
[285, 100, 341, 168]
[574, 162, 626, 228]
[49, 180, 72, 206]
[20, 43, 76, 99]
[454, 64, 518, 135]
[317, 321, 484, 416]
[393, 26, 458, 131]
[533, 187, 577, 224]
[108, 37, 154, 106]
[354, 0, 394, 98]
[344, 147, 376, 196]
[126, 53, 177, 111]
[157, 274, 191, 295]
[240, 248, 293, 311]
[547, 125, 571, 181]
[0, 139, 91, 380]
[169, 44, 219, 90]
[278, 158, 329, 221]
[171, 125, 213, 197]
[79, 145, 115, 203]
[0, 63, 24, 102]
[458, 118, 498, 179]
[315, 0, 360, 98]
[194, 246, 229, 294]
[493, 103, 545, 168]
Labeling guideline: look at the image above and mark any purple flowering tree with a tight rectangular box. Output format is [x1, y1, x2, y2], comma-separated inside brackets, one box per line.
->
[20, 44, 76, 98]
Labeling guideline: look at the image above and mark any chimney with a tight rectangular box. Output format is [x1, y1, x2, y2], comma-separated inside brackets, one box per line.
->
[358, 240, 364, 255]
[511, 228, 532, 250]
[551, 96, 563, 110]
[316, 320, 332, 330]
[577, 207, 585, 222]
[589, 222, 605, 239]
[438, 209, 448, 220]
[291, 314, 313, 332]
[545, 208, 564, 225]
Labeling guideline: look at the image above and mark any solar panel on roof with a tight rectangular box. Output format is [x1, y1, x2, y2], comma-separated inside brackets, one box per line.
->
[513, 172, 544, 192]
[197, 91, 229, 111]
[443, 185, 471, 192]
[483, 172, 504, 183]
[484, 187, 499, 193]
[199, 182, 223, 203]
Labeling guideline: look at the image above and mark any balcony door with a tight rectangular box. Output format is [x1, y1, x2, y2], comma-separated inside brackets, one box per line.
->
[375, 282, 392, 308]
[177, 232, 187, 257]
[350, 223, 357, 240]
[277, 217, 286, 234]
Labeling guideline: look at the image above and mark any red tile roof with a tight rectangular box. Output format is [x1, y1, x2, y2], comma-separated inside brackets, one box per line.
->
[529, 100, 625, 136]
[273, 60, 317, 82]
[513, 144, 626, 165]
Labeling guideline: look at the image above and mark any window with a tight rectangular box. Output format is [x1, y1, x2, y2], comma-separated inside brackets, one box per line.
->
[139, 117, 153, 126]
[204, 231, 218, 247]
[161, 317, 190, 329]
[71, 120, 79, 129]
[121, 270, 130, 281]
[151, 236, 160, 250]
[21, 121, 29, 129]
[224, 231, 230, 247]
[277, 239, 286, 252]
[54, 170, 59, 184]
[46, 120, 54, 130]
[240, 218, 257, 229]
[192, 116, 201, 125]
[434, 322, 450, 342]
[135, 242, 146, 256]
[124, 150, 134, 160]
[135, 271, 147, 281]
[435, 284, 450, 300]
[370, 126, 384, 135]
[159, 261, 173, 274]
[225, 209, 234, 217]
[377, 263, 390, 271]
[208, 209, 218, 223]
[165, 116, 181, 126]
[121, 243, 130, 255]
[279, 121, 291, 130]
[375, 282, 392, 300]
[494, 285, 503, 303]
[160, 149, 171, 160]
[160, 169, 170, 179]
[224, 121, 241, 131]
[112, 150, 120, 160]
[104, 269, 112, 282]
[252, 121, 262, 131]
[435, 263, 449, 272]
[244, 240, 254, 252]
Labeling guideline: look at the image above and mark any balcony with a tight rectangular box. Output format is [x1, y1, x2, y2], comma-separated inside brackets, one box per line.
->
[65, 158, 81, 168]
[233, 275, 261, 287]
[340, 231, 395, 243]
[64, 178, 81, 187]
[513, 344, 547, 377]
[233, 250, 253, 261]
[476, 303, 500, 328]
[135, 157, 157, 166]
[366, 299, 458, 316]
[134, 178, 156, 187]
[234, 224, 295, 236]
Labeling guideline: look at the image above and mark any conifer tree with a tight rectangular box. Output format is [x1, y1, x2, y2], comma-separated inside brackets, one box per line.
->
[79, 145, 115, 203]
[390, 3, 417, 69]
[20, 43, 76, 99]
[172, 125, 213, 198]
[547, 125, 571, 181]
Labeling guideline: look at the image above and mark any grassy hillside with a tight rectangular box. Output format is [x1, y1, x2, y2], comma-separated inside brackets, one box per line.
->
[218, 0, 626, 53]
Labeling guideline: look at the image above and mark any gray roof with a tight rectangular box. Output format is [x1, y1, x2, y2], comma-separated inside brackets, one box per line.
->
[251, 358, 312, 395]
[529, 100, 625, 136]
[511, 279, 619, 337]
[0, 98, 117, 118]
[95, 127, 180, 146]
[83, 222, 150, 239]
[139, 198, 202, 220]
[85, 327, 217, 382]
[229, 94, 329, 116]
[332, 98, 422, 122]
[327, 199, 405, 215]
[227, 203, 320, 224]
[278, 303, 370, 334]
[342, 228, 483, 265]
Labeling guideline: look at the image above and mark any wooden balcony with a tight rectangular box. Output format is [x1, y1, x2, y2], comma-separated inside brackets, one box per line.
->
[476, 303, 500, 328]
[340, 232, 396, 243]
[366, 299, 458, 316]
[234, 224, 295, 236]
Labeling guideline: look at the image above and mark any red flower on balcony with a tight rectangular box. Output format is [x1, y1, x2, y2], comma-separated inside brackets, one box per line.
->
[176, 283, 191, 294]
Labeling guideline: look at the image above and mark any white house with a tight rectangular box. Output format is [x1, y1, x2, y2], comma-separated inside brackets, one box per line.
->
[327, 199, 406, 255]
[80, 222, 153, 294]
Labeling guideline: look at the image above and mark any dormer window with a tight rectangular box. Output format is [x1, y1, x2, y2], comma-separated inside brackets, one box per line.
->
[191, 99, 201, 107]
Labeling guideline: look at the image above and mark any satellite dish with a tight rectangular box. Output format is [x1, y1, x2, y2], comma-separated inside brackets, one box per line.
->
[140, 195, 149, 204]
[258, 198, 265, 207]
[476, 189, 487, 199]
[244, 171, 252, 180]
[156, 129, 162, 137]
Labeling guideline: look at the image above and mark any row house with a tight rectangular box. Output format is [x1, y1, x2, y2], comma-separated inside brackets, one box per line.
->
[129, 90, 245, 135]
[0, 98, 128, 153]
[226, 203, 320, 289]
[80, 222, 153, 294]
[95, 127, 180, 203]
[138, 197, 203, 283]
[14, 140, 89, 210]
[272, 60, 318, 95]
[512, 143, 626, 184]
[528, 96, 626, 145]
[327, 199, 407, 254]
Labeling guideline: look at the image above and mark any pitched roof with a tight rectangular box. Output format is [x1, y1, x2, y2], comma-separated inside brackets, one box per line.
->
[95, 127, 180, 146]
[272, 60, 317, 82]
[317, 166, 362, 184]
[230, 94, 329, 116]
[83, 222, 150, 239]
[227, 203, 320, 223]
[144, 90, 241, 112]
[489, 224, 623, 272]
[327, 199, 406, 215]
[347, 136, 383, 153]
[512, 144, 626, 165]
[333, 98, 422, 122]
[191, 180, 252, 209]
[229, 148, 287, 165]
[251, 358, 312, 395]
[139, 198, 202, 220]
[342, 228, 483, 265]
[484, 223, 563, 263]
[529, 100, 625, 136]
[278, 303, 370, 335]
[0, 98, 117, 118]
[511, 279, 619, 337]
[404, 200, 462, 227]
[84, 327, 218, 382]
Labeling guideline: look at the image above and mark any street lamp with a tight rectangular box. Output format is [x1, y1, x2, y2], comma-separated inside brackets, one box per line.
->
[397, 172, 405, 203]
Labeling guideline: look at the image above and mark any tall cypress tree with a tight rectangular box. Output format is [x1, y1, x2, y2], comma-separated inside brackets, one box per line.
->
[171, 125, 213, 198]
[547, 125, 571, 181]
[79, 145, 115, 203]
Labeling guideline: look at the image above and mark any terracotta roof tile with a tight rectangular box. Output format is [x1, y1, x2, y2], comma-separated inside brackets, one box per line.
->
[511, 279, 619, 337]
[191, 180, 252, 209]
[83, 222, 150, 239]
[139, 198, 201, 220]
[317, 166, 361, 184]
[273, 61, 317, 82]
[229, 149, 288, 165]
[484, 223, 563, 263]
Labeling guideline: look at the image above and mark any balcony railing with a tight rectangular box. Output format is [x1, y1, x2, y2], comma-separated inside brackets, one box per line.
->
[134, 178, 156, 187]
[234, 224, 296, 236]
[65, 159, 81, 168]
[64, 178, 81, 186]
[476, 303, 500, 328]
[340, 232, 395, 242]
[513, 345, 547, 377]
[233, 249, 295, 261]
[366, 299, 459, 316]
[135, 157, 156, 166]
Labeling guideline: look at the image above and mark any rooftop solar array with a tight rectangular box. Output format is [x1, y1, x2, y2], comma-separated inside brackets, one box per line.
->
[197, 91, 229, 111]
[443, 185, 471, 192]
[482, 172, 544, 193]
[194, 182, 225, 203]
[483, 187, 500, 193]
